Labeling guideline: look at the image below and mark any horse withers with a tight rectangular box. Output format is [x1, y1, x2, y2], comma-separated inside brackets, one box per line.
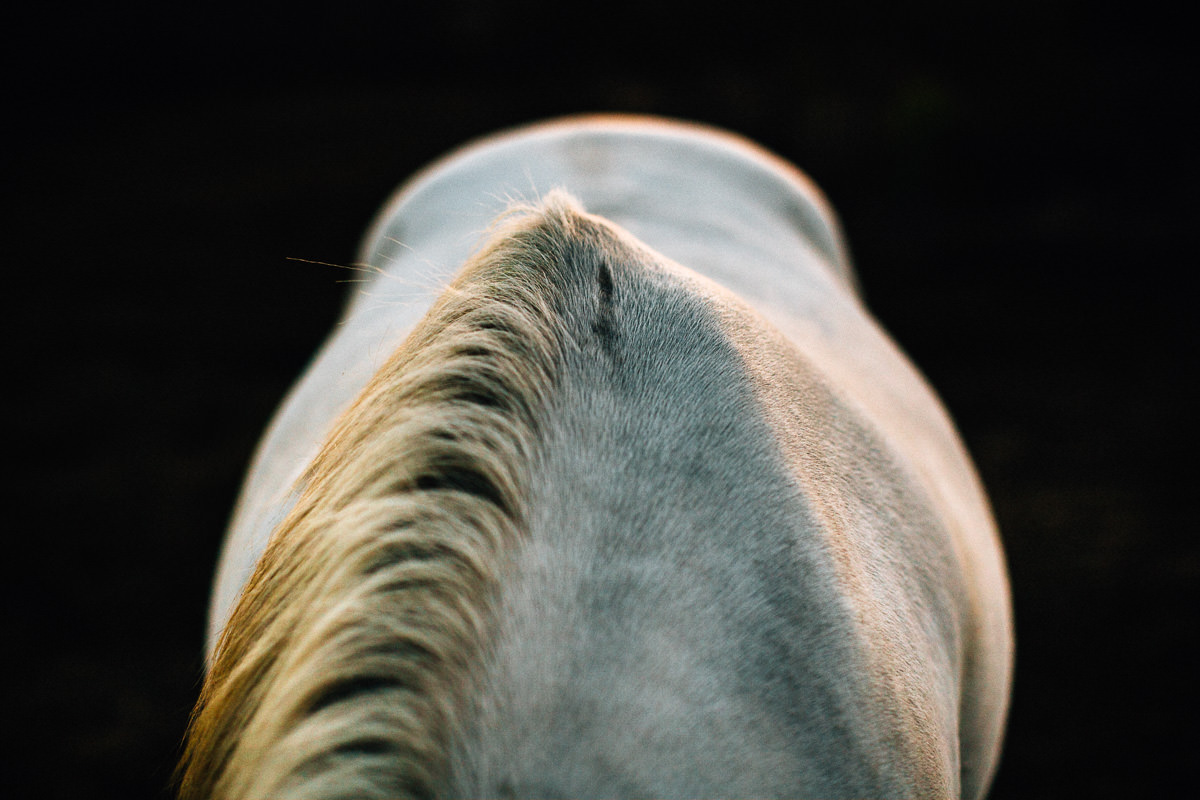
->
[178, 116, 1013, 799]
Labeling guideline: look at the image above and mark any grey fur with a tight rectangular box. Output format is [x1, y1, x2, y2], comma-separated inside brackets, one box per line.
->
[195, 117, 1012, 800]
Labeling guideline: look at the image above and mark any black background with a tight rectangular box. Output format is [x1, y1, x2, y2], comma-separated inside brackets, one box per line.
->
[6, 2, 1193, 798]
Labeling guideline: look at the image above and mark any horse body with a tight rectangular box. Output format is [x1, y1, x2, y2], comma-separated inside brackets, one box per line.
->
[192, 116, 1012, 799]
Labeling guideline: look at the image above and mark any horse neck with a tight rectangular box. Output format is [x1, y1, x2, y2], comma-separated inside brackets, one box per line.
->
[208, 117, 857, 658]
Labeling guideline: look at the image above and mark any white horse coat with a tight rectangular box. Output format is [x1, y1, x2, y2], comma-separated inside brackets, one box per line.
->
[205, 116, 1012, 799]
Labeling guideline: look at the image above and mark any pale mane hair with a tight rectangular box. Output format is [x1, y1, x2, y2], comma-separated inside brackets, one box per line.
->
[178, 192, 589, 799]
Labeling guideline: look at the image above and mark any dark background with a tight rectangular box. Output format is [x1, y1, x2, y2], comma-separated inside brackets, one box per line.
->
[6, 2, 1193, 797]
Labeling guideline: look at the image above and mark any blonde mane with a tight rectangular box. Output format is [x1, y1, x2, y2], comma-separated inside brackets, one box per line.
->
[178, 193, 587, 799]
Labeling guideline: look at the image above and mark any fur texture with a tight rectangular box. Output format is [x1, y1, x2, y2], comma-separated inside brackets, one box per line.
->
[179, 195, 585, 799]
[180, 173, 1009, 799]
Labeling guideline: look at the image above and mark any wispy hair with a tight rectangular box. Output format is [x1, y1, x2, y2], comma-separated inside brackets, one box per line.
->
[178, 192, 587, 799]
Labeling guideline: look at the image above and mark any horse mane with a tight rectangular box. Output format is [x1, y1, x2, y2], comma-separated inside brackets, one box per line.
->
[178, 192, 589, 799]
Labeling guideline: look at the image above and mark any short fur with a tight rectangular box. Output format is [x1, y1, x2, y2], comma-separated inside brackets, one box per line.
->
[180, 178, 1008, 799]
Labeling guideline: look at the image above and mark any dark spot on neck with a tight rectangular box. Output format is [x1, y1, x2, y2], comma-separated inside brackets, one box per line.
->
[592, 260, 617, 348]
[597, 258, 614, 304]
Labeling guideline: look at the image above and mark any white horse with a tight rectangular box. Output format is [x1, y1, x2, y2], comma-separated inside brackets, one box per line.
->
[179, 115, 1012, 799]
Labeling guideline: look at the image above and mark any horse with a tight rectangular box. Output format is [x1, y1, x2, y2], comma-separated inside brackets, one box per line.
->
[177, 115, 1013, 799]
